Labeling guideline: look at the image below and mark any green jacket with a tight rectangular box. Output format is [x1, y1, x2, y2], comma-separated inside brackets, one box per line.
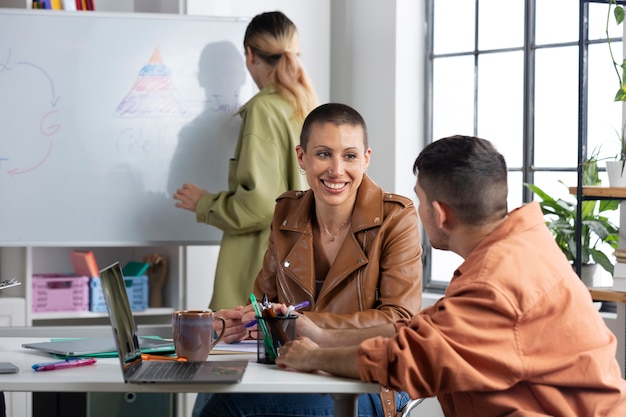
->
[195, 87, 307, 310]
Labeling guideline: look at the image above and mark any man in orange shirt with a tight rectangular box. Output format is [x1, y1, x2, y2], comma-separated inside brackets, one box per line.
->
[273, 136, 626, 416]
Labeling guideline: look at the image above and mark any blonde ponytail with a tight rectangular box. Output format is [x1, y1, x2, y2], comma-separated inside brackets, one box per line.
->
[244, 11, 319, 122]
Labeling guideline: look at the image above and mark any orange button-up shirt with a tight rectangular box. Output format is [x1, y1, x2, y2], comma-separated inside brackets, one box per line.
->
[358, 202, 626, 416]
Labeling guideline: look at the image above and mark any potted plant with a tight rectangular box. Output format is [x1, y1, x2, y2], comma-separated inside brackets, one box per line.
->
[525, 156, 619, 279]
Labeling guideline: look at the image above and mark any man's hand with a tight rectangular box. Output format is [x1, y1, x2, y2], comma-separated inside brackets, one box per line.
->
[276, 338, 362, 379]
[275, 337, 320, 372]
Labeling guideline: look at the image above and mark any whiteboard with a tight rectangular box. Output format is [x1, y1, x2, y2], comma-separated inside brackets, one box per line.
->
[0, 9, 256, 245]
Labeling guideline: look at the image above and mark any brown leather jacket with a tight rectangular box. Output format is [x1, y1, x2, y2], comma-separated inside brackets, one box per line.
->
[254, 173, 422, 323]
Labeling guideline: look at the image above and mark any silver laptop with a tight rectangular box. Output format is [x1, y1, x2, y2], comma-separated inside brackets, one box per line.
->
[22, 335, 174, 357]
[99, 262, 248, 384]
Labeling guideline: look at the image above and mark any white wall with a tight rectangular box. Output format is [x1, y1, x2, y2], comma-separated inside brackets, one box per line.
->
[330, 0, 423, 199]
[185, 0, 331, 104]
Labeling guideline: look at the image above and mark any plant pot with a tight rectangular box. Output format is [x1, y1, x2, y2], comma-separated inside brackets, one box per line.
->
[606, 160, 626, 187]
[580, 263, 613, 288]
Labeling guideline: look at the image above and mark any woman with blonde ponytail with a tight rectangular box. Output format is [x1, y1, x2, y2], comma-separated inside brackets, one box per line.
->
[174, 11, 318, 313]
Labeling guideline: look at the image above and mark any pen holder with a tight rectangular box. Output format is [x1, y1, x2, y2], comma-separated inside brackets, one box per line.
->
[255, 315, 297, 364]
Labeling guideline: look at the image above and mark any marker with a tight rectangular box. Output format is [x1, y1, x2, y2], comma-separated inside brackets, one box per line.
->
[249, 293, 277, 359]
[286, 300, 310, 316]
[245, 300, 309, 328]
[32, 358, 97, 372]
[141, 354, 187, 362]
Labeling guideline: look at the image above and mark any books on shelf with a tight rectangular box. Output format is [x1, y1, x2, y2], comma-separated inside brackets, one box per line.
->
[32, 0, 95, 10]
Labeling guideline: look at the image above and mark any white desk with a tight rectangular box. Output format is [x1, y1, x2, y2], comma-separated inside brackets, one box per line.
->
[0, 337, 379, 417]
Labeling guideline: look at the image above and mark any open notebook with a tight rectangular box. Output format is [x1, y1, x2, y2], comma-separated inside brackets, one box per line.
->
[99, 262, 248, 384]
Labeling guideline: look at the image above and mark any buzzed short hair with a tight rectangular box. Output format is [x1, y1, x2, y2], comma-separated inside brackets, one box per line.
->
[300, 103, 368, 151]
[414, 135, 508, 225]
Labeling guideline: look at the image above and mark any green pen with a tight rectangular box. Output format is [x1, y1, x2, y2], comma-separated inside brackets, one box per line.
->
[249, 293, 277, 360]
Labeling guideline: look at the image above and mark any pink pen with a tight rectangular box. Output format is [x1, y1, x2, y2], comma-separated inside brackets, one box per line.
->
[32, 358, 97, 372]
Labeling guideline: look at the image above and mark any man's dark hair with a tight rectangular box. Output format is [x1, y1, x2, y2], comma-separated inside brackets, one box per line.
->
[413, 135, 508, 225]
[300, 103, 368, 151]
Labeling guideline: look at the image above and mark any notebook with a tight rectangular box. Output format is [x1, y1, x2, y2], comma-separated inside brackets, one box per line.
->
[99, 262, 248, 384]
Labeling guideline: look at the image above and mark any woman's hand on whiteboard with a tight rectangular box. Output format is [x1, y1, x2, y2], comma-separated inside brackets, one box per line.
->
[173, 183, 207, 212]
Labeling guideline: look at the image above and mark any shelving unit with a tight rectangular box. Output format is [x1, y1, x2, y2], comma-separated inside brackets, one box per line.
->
[0, 245, 183, 327]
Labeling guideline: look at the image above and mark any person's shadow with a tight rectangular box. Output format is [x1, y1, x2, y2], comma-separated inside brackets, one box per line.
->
[167, 41, 248, 197]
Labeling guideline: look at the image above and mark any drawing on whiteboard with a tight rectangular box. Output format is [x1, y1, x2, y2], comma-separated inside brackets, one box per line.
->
[0, 47, 61, 176]
[114, 46, 187, 118]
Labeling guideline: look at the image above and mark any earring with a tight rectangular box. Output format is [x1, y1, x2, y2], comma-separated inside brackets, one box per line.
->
[299, 168, 306, 175]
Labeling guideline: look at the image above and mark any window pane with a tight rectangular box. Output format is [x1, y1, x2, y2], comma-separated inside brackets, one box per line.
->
[433, 0, 476, 54]
[536, 0, 578, 45]
[534, 46, 578, 168]
[432, 56, 475, 140]
[531, 171, 577, 204]
[589, 1, 622, 41]
[476, 51, 524, 167]
[508, 171, 524, 210]
[430, 250, 462, 284]
[478, 0, 524, 50]
[588, 42, 623, 163]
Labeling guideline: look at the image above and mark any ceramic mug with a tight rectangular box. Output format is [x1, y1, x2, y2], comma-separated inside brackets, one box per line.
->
[172, 310, 226, 361]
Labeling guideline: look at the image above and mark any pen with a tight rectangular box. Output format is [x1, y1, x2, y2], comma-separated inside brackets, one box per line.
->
[245, 300, 309, 328]
[32, 358, 97, 372]
[286, 300, 310, 316]
[141, 354, 187, 362]
[249, 293, 277, 359]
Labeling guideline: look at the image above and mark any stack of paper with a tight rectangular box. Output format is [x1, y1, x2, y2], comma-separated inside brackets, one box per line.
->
[613, 249, 626, 292]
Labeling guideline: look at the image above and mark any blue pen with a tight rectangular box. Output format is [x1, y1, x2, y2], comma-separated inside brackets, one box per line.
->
[245, 300, 309, 328]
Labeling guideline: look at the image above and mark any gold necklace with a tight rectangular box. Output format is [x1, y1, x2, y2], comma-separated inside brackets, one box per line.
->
[320, 216, 352, 242]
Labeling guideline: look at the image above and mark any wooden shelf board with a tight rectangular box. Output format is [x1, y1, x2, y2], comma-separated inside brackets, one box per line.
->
[568, 186, 626, 198]
[589, 288, 626, 303]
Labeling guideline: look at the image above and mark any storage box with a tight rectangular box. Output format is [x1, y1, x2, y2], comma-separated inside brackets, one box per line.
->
[90, 275, 148, 312]
[32, 274, 90, 313]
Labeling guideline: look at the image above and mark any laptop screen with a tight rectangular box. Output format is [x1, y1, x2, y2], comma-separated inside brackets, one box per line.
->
[99, 262, 143, 373]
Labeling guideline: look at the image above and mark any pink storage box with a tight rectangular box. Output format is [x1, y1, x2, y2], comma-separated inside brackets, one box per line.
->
[32, 274, 90, 313]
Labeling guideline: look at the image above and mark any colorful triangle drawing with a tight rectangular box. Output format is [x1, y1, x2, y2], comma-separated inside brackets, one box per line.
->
[114, 46, 187, 118]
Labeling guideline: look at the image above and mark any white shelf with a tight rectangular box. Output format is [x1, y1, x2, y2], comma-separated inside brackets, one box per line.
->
[31, 307, 174, 321]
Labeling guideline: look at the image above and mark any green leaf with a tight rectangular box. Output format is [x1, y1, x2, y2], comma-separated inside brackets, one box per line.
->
[615, 5, 625, 25]
[615, 87, 626, 102]
[598, 199, 619, 213]
[590, 249, 615, 275]
[583, 161, 600, 186]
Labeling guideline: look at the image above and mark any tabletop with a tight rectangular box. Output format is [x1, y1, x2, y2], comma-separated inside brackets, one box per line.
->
[0, 336, 379, 417]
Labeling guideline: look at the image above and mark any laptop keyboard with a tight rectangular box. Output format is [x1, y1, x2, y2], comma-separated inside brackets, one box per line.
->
[141, 361, 202, 381]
